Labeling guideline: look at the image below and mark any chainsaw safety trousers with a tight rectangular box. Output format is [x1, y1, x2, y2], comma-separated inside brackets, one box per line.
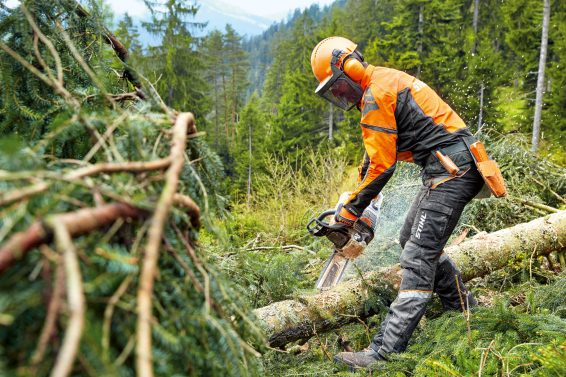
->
[370, 156, 483, 356]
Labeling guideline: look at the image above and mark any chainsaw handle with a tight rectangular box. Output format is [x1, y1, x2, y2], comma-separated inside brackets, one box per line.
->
[317, 209, 335, 223]
[306, 209, 336, 236]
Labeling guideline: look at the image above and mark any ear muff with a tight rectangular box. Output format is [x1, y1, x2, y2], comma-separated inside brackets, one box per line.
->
[343, 57, 365, 82]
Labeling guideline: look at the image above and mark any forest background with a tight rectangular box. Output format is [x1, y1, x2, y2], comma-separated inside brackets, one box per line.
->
[0, 0, 565, 376]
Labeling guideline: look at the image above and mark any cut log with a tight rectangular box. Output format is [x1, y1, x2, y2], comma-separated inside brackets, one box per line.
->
[254, 211, 566, 347]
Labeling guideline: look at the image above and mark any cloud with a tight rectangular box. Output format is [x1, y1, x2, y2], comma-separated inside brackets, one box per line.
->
[107, 0, 149, 18]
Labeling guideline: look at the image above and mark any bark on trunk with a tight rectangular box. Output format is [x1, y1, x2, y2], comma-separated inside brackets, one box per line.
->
[247, 122, 252, 209]
[478, 83, 484, 133]
[254, 211, 566, 347]
[472, 0, 480, 54]
[417, 4, 424, 77]
[531, 0, 550, 154]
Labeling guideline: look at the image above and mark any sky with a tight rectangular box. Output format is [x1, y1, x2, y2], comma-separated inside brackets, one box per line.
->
[105, 0, 335, 20]
[5, 0, 336, 20]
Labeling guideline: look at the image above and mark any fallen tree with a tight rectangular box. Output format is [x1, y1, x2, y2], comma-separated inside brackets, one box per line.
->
[254, 211, 566, 347]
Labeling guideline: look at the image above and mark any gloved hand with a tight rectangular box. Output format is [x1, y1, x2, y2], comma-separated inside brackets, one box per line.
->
[341, 194, 382, 257]
[334, 191, 357, 227]
[335, 203, 358, 227]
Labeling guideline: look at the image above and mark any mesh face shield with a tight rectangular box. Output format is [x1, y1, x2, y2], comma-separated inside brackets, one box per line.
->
[315, 50, 364, 111]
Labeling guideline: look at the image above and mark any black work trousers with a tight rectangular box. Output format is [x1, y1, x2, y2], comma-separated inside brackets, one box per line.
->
[370, 152, 484, 357]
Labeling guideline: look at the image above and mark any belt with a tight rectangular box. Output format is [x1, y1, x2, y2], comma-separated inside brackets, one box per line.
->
[437, 142, 469, 155]
[425, 138, 475, 167]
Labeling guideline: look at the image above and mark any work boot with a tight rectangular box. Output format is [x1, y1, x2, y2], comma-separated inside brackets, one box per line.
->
[333, 347, 385, 370]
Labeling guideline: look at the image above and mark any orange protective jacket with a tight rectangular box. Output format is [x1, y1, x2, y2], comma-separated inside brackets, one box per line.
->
[343, 64, 473, 218]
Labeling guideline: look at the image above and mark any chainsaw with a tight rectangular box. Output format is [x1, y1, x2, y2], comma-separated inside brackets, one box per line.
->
[307, 194, 383, 290]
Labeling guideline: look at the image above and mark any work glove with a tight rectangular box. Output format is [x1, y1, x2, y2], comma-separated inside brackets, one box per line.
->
[343, 193, 382, 256]
[334, 191, 357, 227]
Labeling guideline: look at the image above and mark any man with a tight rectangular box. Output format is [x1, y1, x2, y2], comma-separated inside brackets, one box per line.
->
[310, 36, 486, 369]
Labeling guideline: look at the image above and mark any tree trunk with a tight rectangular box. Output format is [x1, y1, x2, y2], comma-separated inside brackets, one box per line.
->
[478, 83, 484, 133]
[222, 72, 229, 147]
[328, 103, 333, 141]
[417, 3, 424, 77]
[532, 0, 550, 154]
[472, 0, 480, 54]
[254, 211, 566, 347]
[247, 122, 252, 209]
[214, 76, 219, 150]
[231, 66, 237, 141]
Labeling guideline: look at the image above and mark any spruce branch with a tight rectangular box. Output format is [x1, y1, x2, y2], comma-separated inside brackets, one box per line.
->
[83, 91, 142, 103]
[73, 2, 145, 97]
[0, 203, 147, 274]
[22, 4, 64, 85]
[0, 41, 74, 104]
[47, 220, 85, 377]
[0, 158, 173, 207]
[33, 32, 56, 84]
[164, 241, 204, 292]
[55, 21, 115, 107]
[82, 111, 129, 163]
[173, 223, 211, 312]
[31, 255, 65, 367]
[136, 112, 194, 377]
[67, 158, 173, 179]
[172, 193, 201, 228]
[102, 275, 133, 361]
[509, 196, 560, 214]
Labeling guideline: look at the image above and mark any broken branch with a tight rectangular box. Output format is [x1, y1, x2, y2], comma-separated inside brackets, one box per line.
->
[136, 112, 193, 377]
[47, 220, 85, 377]
[0, 158, 172, 207]
[0, 203, 147, 274]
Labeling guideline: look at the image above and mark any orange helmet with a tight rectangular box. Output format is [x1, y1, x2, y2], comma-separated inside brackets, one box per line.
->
[311, 36, 358, 83]
[310, 36, 366, 110]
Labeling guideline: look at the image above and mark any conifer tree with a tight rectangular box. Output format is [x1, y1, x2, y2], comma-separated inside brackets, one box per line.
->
[544, 0, 566, 158]
[142, 0, 209, 120]
[115, 13, 142, 58]
[202, 30, 225, 151]
[232, 93, 268, 204]
[223, 24, 249, 146]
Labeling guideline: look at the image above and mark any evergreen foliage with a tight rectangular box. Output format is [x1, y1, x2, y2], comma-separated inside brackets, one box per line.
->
[1, 0, 566, 376]
[260, 272, 566, 376]
[141, 0, 209, 118]
[0, 2, 262, 375]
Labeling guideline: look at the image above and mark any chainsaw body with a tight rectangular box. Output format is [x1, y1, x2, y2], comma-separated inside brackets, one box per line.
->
[307, 194, 383, 289]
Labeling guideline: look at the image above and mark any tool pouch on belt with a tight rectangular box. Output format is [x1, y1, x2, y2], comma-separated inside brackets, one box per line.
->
[463, 138, 507, 198]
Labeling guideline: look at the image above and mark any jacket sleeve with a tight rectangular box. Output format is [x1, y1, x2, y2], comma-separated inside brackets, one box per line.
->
[357, 151, 370, 184]
[344, 86, 397, 217]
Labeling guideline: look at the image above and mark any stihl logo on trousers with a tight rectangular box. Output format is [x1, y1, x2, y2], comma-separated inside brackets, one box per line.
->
[415, 212, 427, 239]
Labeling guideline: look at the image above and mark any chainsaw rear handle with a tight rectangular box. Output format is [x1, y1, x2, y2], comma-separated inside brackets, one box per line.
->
[306, 209, 335, 236]
[307, 209, 353, 249]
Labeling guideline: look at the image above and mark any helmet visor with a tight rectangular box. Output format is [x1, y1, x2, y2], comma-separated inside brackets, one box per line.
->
[315, 71, 363, 111]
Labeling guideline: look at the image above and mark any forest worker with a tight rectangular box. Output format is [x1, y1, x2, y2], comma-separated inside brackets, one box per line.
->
[310, 36, 486, 369]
